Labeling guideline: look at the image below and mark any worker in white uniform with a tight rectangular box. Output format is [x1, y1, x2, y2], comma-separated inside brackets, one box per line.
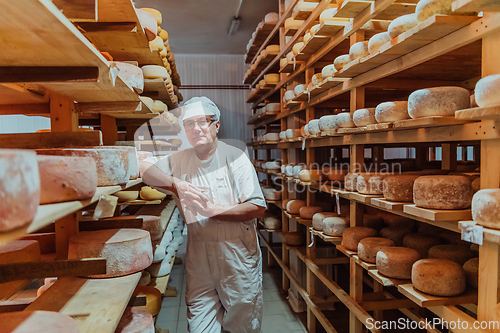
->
[139, 97, 266, 333]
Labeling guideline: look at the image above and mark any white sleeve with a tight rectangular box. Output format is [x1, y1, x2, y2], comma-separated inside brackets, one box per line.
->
[144, 155, 172, 175]
[231, 154, 267, 208]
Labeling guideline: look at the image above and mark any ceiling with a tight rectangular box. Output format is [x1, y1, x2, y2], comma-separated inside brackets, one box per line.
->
[133, 0, 279, 54]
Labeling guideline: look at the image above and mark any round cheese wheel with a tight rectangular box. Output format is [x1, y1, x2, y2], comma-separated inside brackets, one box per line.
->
[139, 270, 151, 286]
[147, 257, 172, 277]
[414, 175, 472, 209]
[416, 0, 455, 23]
[375, 101, 410, 122]
[0, 311, 80, 333]
[136, 9, 158, 41]
[322, 167, 348, 182]
[259, 79, 267, 89]
[136, 151, 154, 163]
[285, 165, 295, 177]
[286, 128, 302, 139]
[376, 247, 420, 279]
[412, 258, 466, 296]
[363, 215, 385, 230]
[299, 206, 323, 219]
[132, 286, 162, 317]
[358, 237, 395, 263]
[323, 217, 350, 236]
[334, 54, 351, 71]
[357, 173, 389, 194]
[380, 227, 413, 246]
[68, 228, 153, 278]
[159, 28, 168, 42]
[285, 18, 304, 30]
[438, 230, 470, 247]
[463, 257, 479, 288]
[345, 172, 361, 191]
[280, 58, 288, 68]
[285, 232, 305, 246]
[353, 108, 376, 127]
[265, 133, 280, 141]
[293, 42, 304, 55]
[106, 215, 163, 242]
[388, 14, 417, 39]
[262, 187, 282, 200]
[284, 90, 296, 101]
[139, 8, 162, 26]
[472, 189, 500, 229]
[320, 8, 336, 24]
[287, 200, 306, 214]
[310, 24, 321, 35]
[341, 227, 378, 251]
[312, 212, 338, 230]
[294, 84, 306, 95]
[141, 65, 169, 79]
[475, 74, 500, 108]
[265, 74, 280, 85]
[299, 169, 323, 182]
[382, 175, 419, 202]
[282, 199, 292, 210]
[115, 62, 144, 94]
[265, 12, 279, 23]
[403, 233, 444, 258]
[264, 103, 280, 113]
[140, 186, 167, 200]
[308, 119, 321, 135]
[153, 243, 166, 263]
[293, 165, 306, 178]
[116, 307, 155, 333]
[266, 45, 280, 54]
[264, 216, 281, 230]
[153, 100, 167, 113]
[264, 161, 280, 170]
[321, 64, 337, 78]
[304, 32, 312, 43]
[304, 124, 310, 136]
[319, 115, 337, 131]
[368, 32, 390, 54]
[286, 51, 294, 62]
[149, 36, 164, 51]
[428, 244, 476, 265]
[334, 112, 355, 128]
[349, 41, 369, 60]
[312, 73, 323, 85]
[408, 86, 470, 118]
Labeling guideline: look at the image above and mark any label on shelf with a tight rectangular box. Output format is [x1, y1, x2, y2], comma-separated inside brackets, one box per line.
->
[302, 138, 306, 150]
[460, 223, 483, 245]
[309, 230, 314, 247]
[335, 193, 341, 215]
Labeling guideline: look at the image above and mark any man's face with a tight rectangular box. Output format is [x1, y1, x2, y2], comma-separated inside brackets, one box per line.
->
[183, 115, 219, 147]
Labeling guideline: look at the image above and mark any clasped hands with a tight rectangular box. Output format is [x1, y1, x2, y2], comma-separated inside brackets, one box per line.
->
[174, 181, 218, 217]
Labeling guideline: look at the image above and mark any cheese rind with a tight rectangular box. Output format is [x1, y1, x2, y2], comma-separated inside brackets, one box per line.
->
[341, 227, 378, 251]
[262, 187, 281, 200]
[357, 173, 389, 194]
[116, 62, 144, 94]
[334, 54, 351, 71]
[321, 64, 337, 78]
[463, 257, 479, 288]
[428, 244, 476, 265]
[403, 233, 444, 258]
[382, 175, 419, 202]
[293, 42, 304, 55]
[376, 247, 420, 279]
[358, 237, 395, 263]
[319, 115, 337, 131]
[413, 175, 473, 209]
[472, 189, 500, 229]
[380, 227, 413, 246]
[475, 74, 500, 108]
[115, 307, 155, 333]
[388, 14, 417, 39]
[353, 108, 376, 127]
[285, 18, 304, 30]
[141, 65, 170, 80]
[368, 32, 390, 54]
[299, 206, 323, 219]
[308, 119, 321, 135]
[408, 87, 470, 118]
[0, 311, 80, 333]
[416, 0, 455, 23]
[349, 41, 369, 60]
[323, 217, 349, 236]
[312, 212, 338, 231]
[264, 216, 281, 230]
[287, 200, 306, 214]
[412, 258, 467, 296]
[375, 101, 410, 122]
[335, 112, 355, 128]
[265, 12, 279, 23]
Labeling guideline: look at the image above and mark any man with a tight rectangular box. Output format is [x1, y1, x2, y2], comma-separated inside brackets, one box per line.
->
[139, 97, 266, 333]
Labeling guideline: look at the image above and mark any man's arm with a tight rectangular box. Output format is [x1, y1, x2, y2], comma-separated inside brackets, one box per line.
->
[182, 200, 265, 221]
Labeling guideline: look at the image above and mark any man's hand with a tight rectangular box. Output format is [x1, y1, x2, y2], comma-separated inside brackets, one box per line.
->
[175, 181, 211, 215]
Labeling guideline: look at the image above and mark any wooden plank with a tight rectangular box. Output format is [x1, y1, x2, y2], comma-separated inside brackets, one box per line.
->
[0, 103, 50, 116]
[0, 131, 102, 149]
[428, 305, 490, 333]
[403, 204, 472, 221]
[26, 272, 141, 333]
[0, 67, 99, 83]
[350, 192, 383, 204]
[366, 122, 394, 131]
[354, 255, 377, 270]
[460, 221, 500, 244]
[453, 0, 500, 12]
[336, 0, 373, 18]
[398, 284, 478, 307]
[101, 114, 118, 145]
[75, 101, 143, 113]
[394, 116, 474, 129]
[50, 93, 78, 132]
[22, 233, 55, 254]
[456, 106, 500, 121]
[375, 2, 417, 20]
[368, 269, 409, 287]
[298, 35, 331, 59]
[370, 197, 406, 211]
[79, 218, 143, 231]
[337, 127, 367, 134]
[337, 244, 357, 257]
[75, 22, 137, 33]
[52, 0, 97, 22]
[315, 20, 350, 36]
[0, 83, 49, 105]
[143, 79, 177, 109]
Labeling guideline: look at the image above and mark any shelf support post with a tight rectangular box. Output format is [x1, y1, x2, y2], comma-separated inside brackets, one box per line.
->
[101, 114, 118, 145]
[50, 93, 78, 132]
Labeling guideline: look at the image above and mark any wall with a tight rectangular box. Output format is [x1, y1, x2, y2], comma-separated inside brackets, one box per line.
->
[0, 115, 50, 133]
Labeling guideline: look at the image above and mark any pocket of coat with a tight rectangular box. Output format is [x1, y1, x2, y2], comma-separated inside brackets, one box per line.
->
[239, 223, 258, 257]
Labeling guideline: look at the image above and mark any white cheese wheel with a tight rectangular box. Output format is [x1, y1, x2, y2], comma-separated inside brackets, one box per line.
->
[264, 216, 281, 230]
[284, 90, 296, 101]
[299, 206, 323, 219]
[312, 73, 324, 85]
[140, 8, 162, 26]
[335, 112, 355, 128]
[380, 227, 413, 246]
[266, 45, 280, 54]
[321, 64, 337, 78]
[265, 133, 280, 141]
[475, 74, 500, 108]
[265, 12, 279, 23]
[262, 187, 282, 200]
[368, 32, 390, 54]
[472, 189, 500, 229]
[293, 165, 306, 178]
[342, 227, 378, 251]
[285, 18, 305, 30]
[136, 9, 158, 41]
[140, 96, 155, 111]
[304, 124, 310, 136]
[285, 232, 305, 246]
[412, 258, 466, 296]
[149, 36, 164, 51]
[382, 175, 420, 202]
[116, 307, 154, 333]
[463, 257, 479, 288]
[299, 169, 323, 182]
[293, 42, 305, 55]
[285, 165, 295, 177]
[287, 200, 306, 214]
[428, 244, 476, 265]
[416, 0, 454, 23]
[388, 14, 417, 39]
[279, 131, 288, 140]
[294, 84, 306, 95]
[353, 108, 376, 126]
[376, 247, 420, 279]
[286, 51, 295, 62]
[308, 119, 321, 135]
[114, 191, 139, 201]
[141, 65, 169, 79]
[37, 155, 97, 204]
[0, 150, 39, 232]
[139, 270, 151, 287]
[408, 86, 470, 118]
[403, 233, 444, 258]
[310, 24, 321, 35]
[266, 103, 280, 112]
[280, 58, 288, 68]
[334, 54, 352, 71]
[147, 258, 172, 277]
[349, 41, 369, 60]
[0, 311, 80, 333]
[304, 32, 312, 43]
[91, 146, 139, 181]
[282, 199, 292, 210]
[265, 74, 280, 84]
[153, 244, 166, 263]
[312, 212, 338, 230]
[319, 115, 337, 131]
[68, 228, 153, 278]
[153, 100, 167, 113]
[286, 128, 302, 139]
[358, 237, 395, 263]
[116, 62, 144, 94]
[319, 8, 336, 24]
[345, 172, 361, 191]
[375, 101, 410, 122]
[322, 167, 348, 182]
[413, 175, 473, 209]
[323, 217, 349, 236]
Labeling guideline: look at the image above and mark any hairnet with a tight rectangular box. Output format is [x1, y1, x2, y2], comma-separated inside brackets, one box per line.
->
[182, 96, 220, 121]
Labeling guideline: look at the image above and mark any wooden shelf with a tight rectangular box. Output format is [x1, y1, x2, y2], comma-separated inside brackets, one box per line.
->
[452, 0, 500, 13]
[398, 284, 478, 307]
[296, 217, 313, 227]
[368, 269, 409, 287]
[336, 244, 356, 257]
[353, 255, 377, 270]
[403, 204, 472, 221]
[248, 111, 279, 125]
[370, 197, 406, 211]
[310, 227, 342, 244]
[350, 192, 383, 204]
[245, 22, 277, 64]
[143, 79, 178, 109]
[315, 20, 350, 37]
[455, 105, 500, 121]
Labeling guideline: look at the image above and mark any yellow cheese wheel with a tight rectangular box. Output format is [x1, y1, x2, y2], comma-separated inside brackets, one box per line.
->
[149, 37, 164, 51]
[142, 65, 170, 79]
[140, 186, 167, 200]
[310, 24, 321, 35]
[285, 18, 304, 30]
[159, 28, 169, 42]
[293, 42, 304, 55]
[463, 257, 479, 288]
[139, 8, 162, 26]
[132, 286, 162, 316]
[113, 191, 139, 202]
[266, 45, 280, 54]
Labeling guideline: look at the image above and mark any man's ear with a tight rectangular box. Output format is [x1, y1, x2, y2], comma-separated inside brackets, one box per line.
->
[215, 120, 220, 133]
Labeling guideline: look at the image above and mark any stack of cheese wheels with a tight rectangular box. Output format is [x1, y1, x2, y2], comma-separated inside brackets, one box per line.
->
[136, 9, 158, 41]
[413, 175, 473, 209]
[68, 228, 153, 278]
[382, 175, 420, 202]
[345, 172, 361, 191]
[323, 217, 350, 236]
[318, 115, 337, 132]
[37, 155, 97, 204]
[115, 307, 155, 333]
[358, 237, 395, 263]
[408, 87, 470, 118]
[353, 108, 377, 127]
[262, 186, 281, 200]
[412, 258, 467, 296]
[299, 168, 324, 182]
[475, 74, 500, 107]
[403, 233, 443, 258]
[350, 41, 369, 60]
[103, 215, 163, 243]
[308, 119, 321, 135]
[380, 226, 413, 246]
[285, 231, 305, 246]
[428, 244, 476, 265]
[335, 113, 355, 128]
[287, 200, 306, 214]
[376, 247, 420, 279]
[299, 206, 323, 219]
[334, 54, 351, 71]
[363, 215, 385, 231]
[0, 149, 40, 231]
[375, 101, 410, 122]
[388, 14, 417, 39]
[322, 167, 349, 182]
[0, 311, 80, 333]
[463, 257, 479, 288]
[357, 173, 390, 194]
[312, 212, 338, 231]
[368, 32, 390, 54]
[472, 189, 500, 229]
[264, 216, 281, 230]
[115, 62, 144, 94]
[141, 65, 169, 80]
[341, 227, 378, 251]
[132, 286, 162, 317]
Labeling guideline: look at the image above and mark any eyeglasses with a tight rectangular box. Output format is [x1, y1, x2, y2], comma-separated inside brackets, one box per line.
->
[183, 117, 215, 130]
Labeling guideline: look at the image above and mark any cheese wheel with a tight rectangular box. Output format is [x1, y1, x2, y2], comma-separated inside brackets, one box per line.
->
[299, 169, 323, 182]
[153, 243, 165, 263]
[380, 227, 413, 246]
[264, 216, 281, 230]
[279, 131, 287, 140]
[285, 232, 305, 246]
[287, 200, 306, 214]
[265, 12, 279, 23]
[153, 100, 167, 113]
[116, 62, 144, 94]
[139, 8, 162, 26]
[68, 228, 153, 278]
[403, 233, 444, 258]
[285, 18, 305, 30]
[472, 189, 500, 229]
[282, 199, 293, 210]
[312, 73, 324, 85]
[266, 103, 280, 112]
[463, 257, 479, 288]
[285, 165, 295, 177]
[158, 28, 168, 42]
[132, 286, 162, 317]
[322, 167, 348, 182]
[293, 165, 306, 178]
[412, 258, 466, 296]
[284, 90, 296, 101]
[262, 187, 281, 200]
[140, 96, 154, 111]
[310, 24, 321, 35]
[319, 8, 336, 24]
[375, 101, 410, 122]
[319, 115, 337, 131]
[286, 51, 294, 62]
[149, 36, 164, 51]
[136, 9, 158, 41]
[388, 14, 417, 39]
[294, 84, 306, 95]
[363, 215, 385, 231]
[265, 133, 280, 142]
[357, 173, 389, 194]
[0, 150, 40, 231]
[413, 175, 472, 209]
[304, 32, 312, 43]
[321, 64, 337, 78]
[376, 247, 420, 279]
[286, 128, 302, 139]
[259, 79, 267, 89]
[349, 41, 369, 60]
[116, 307, 155, 333]
[92, 146, 139, 181]
[280, 58, 288, 68]
[416, 0, 454, 23]
[323, 217, 349, 236]
[335, 112, 355, 128]
[358, 237, 395, 263]
[37, 155, 97, 204]
[368, 32, 390, 54]
[308, 119, 320, 135]
[353, 108, 376, 127]
[312, 212, 338, 230]
[475, 74, 500, 108]
[341, 227, 378, 251]
[408, 87, 470, 118]
[428, 244, 476, 265]
[265, 74, 280, 84]
[345, 172, 361, 191]
[304, 124, 310, 136]
[140, 186, 167, 200]
[438, 230, 471, 247]
[299, 206, 323, 219]
[333, 54, 351, 71]
[382, 175, 419, 202]
[106, 215, 163, 242]
[266, 45, 280, 54]
[141, 65, 169, 80]
[0, 311, 80, 333]
[139, 270, 151, 286]
[293, 42, 305, 55]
